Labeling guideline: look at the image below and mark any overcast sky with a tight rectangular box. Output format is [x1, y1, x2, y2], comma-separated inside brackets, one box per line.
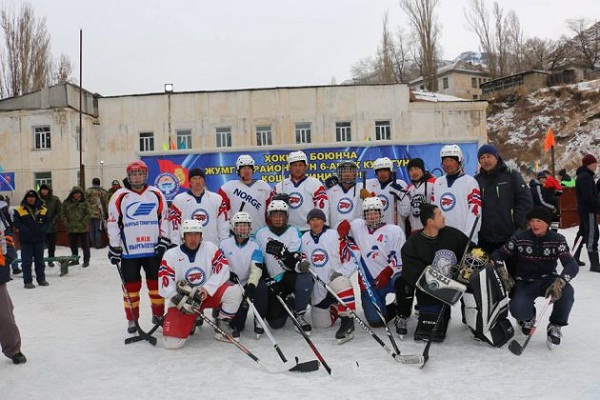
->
[19, 0, 600, 96]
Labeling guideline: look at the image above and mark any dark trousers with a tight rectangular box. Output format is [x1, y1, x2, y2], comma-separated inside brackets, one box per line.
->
[230, 280, 268, 331]
[267, 272, 313, 329]
[578, 212, 599, 253]
[68, 232, 90, 263]
[88, 219, 103, 248]
[20, 241, 45, 284]
[45, 232, 57, 258]
[0, 284, 22, 358]
[510, 277, 575, 326]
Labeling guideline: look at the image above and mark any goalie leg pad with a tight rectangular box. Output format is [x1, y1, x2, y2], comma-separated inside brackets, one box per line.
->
[414, 307, 450, 343]
[163, 307, 196, 341]
[416, 265, 467, 306]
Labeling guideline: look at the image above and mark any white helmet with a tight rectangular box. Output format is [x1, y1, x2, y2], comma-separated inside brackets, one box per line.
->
[440, 145, 463, 163]
[180, 219, 203, 239]
[231, 211, 252, 239]
[236, 154, 255, 171]
[362, 196, 384, 213]
[267, 199, 289, 216]
[373, 157, 394, 172]
[288, 150, 308, 166]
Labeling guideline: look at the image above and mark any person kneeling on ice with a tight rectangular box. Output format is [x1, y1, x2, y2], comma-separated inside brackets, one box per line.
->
[158, 220, 243, 349]
[400, 203, 471, 342]
[301, 208, 357, 344]
[491, 206, 578, 347]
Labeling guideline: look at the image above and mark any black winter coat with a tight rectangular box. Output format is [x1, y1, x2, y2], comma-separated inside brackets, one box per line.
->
[13, 191, 49, 244]
[576, 166, 600, 216]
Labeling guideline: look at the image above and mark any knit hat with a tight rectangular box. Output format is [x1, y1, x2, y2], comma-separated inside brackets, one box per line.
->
[477, 144, 499, 160]
[188, 168, 205, 179]
[111, 179, 120, 185]
[527, 206, 552, 226]
[92, 177, 101, 185]
[536, 171, 547, 179]
[407, 158, 425, 172]
[582, 154, 598, 167]
[306, 208, 326, 223]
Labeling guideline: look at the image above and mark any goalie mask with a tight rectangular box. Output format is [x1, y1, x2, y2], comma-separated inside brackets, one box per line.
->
[362, 197, 384, 229]
[337, 160, 358, 185]
[457, 248, 490, 283]
[231, 211, 252, 239]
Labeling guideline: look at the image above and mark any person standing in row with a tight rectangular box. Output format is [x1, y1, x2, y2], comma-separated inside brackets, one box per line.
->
[574, 154, 600, 272]
[62, 186, 91, 268]
[38, 184, 62, 266]
[86, 178, 108, 249]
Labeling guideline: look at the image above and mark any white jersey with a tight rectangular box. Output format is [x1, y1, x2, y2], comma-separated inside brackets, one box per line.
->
[432, 173, 481, 243]
[158, 241, 230, 300]
[301, 228, 356, 305]
[349, 219, 405, 281]
[399, 177, 436, 234]
[326, 183, 364, 228]
[365, 178, 407, 230]
[169, 190, 229, 246]
[218, 179, 272, 234]
[219, 236, 264, 286]
[273, 176, 328, 232]
[107, 185, 169, 259]
[255, 225, 302, 278]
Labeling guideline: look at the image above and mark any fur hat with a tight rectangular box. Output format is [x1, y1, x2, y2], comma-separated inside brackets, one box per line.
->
[527, 206, 552, 226]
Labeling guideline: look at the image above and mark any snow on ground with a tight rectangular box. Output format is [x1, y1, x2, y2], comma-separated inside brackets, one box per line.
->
[2, 227, 600, 400]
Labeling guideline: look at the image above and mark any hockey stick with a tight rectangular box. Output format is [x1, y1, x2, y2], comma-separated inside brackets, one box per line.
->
[115, 261, 157, 346]
[308, 268, 424, 366]
[392, 170, 398, 226]
[508, 296, 553, 356]
[268, 284, 332, 375]
[420, 214, 480, 368]
[124, 317, 164, 344]
[233, 278, 320, 372]
[193, 308, 316, 374]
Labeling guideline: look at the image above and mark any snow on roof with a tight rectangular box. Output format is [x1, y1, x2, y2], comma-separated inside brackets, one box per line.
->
[411, 90, 469, 102]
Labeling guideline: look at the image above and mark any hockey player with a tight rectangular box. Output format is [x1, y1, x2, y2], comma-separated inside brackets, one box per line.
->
[255, 199, 313, 333]
[219, 212, 268, 338]
[301, 208, 356, 343]
[273, 150, 328, 232]
[432, 144, 481, 243]
[364, 157, 407, 230]
[169, 168, 229, 246]
[398, 158, 436, 235]
[158, 220, 243, 349]
[327, 160, 365, 228]
[107, 160, 169, 333]
[218, 154, 272, 234]
[400, 203, 471, 342]
[491, 206, 578, 348]
[337, 197, 405, 327]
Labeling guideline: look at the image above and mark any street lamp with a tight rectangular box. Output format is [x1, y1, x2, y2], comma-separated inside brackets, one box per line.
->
[100, 160, 104, 184]
[165, 84, 173, 149]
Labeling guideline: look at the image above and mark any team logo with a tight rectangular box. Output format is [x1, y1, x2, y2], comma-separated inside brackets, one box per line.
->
[337, 197, 354, 214]
[154, 172, 180, 200]
[288, 192, 303, 209]
[125, 201, 157, 220]
[365, 245, 380, 260]
[439, 192, 456, 212]
[310, 248, 329, 268]
[377, 195, 390, 211]
[185, 267, 206, 286]
[191, 208, 210, 227]
[410, 194, 425, 217]
[431, 249, 458, 277]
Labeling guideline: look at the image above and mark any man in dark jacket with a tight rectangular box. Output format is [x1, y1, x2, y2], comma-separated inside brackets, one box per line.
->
[38, 184, 62, 266]
[575, 154, 600, 272]
[475, 144, 533, 273]
[13, 190, 49, 288]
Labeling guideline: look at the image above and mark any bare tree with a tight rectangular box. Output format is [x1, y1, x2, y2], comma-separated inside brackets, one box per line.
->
[376, 11, 397, 83]
[505, 10, 524, 72]
[400, 0, 440, 91]
[493, 2, 509, 76]
[465, 0, 498, 77]
[565, 19, 600, 69]
[522, 37, 557, 70]
[53, 53, 73, 83]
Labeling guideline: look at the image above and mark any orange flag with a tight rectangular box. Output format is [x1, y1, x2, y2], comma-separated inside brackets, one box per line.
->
[543, 128, 556, 153]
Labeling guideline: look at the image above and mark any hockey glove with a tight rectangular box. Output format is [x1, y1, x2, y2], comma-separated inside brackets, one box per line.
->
[170, 293, 201, 315]
[108, 246, 122, 265]
[389, 183, 406, 200]
[325, 176, 339, 189]
[229, 271, 239, 284]
[360, 188, 372, 200]
[494, 261, 515, 293]
[545, 277, 567, 302]
[337, 219, 351, 239]
[264, 277, 283, 297]
[245, 283, 257, 301]
[176, 280, 202, 303]
[374, 266, 394, 289]
[154, 237, 172, 260]
[266, 239, 299, 271]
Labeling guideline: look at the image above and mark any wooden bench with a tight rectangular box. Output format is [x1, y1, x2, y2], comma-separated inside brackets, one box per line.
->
[13, 256, 81, 277]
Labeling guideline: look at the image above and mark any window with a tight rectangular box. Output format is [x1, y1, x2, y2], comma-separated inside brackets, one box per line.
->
[34, 172, 52, 189]
[442, 77, 449, 89]
[295, 123, 311, 144]
[216, 127, 232, 148]
[375, 121, 391, 141]
[139, 132, 154, 152]
[34, 126, 51, 150]
[176, 129, 192, 150]
[256, 125, 272, 146]
[336, 122, 352, 142]
[472, 94, 479, 100]
[471, 77, 478, 88]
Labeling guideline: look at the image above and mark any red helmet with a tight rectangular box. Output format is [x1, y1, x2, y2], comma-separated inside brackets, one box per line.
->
[127, 160, 149, 189]
[126, 160, 148, 174]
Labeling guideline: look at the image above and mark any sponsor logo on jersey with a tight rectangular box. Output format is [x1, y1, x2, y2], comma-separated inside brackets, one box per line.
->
[337, 197, 354, 214]
[288, 192, 303, 209]
[154, 173, 180, 201]
[310, 248, 329, 268]
[233, 187, 262, 210]
[431, 249, 457, 277]
[125, 201, 157, 220]
[186, 267, 206, 286]
[439, 192, 456, 212]
[365, 245, 380, 260]
[191, 208, 210, 227]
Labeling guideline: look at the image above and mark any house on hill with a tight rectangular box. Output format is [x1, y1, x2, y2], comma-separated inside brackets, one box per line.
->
[409, 61, 491, 100]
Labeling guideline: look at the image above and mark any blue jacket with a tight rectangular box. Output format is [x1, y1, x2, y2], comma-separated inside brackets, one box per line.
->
[13, 190, 49, 244]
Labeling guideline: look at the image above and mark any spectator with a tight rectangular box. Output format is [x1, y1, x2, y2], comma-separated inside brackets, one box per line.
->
[86, 178, 108, 249]
[62, 186, 92, 268]
[107, 179, 122, 201]
[558, 169, 575, 188]
[530, 172, 557, 214]
[38, 184, 62, 266]
[13, 190, 49, 289]
[574, 154, 600, 272]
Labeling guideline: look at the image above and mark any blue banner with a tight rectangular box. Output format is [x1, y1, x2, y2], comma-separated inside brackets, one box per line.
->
[143, 142, 479, 201]
[0, 172, 15, 191]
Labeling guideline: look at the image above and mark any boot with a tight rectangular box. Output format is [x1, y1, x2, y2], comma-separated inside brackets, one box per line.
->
[588, 251, 600, 273]
[573, 243, 585, 266]
[335, 316, 355, 344]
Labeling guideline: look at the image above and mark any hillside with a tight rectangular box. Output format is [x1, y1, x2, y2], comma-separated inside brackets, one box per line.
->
[487, 79, 600, 178]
